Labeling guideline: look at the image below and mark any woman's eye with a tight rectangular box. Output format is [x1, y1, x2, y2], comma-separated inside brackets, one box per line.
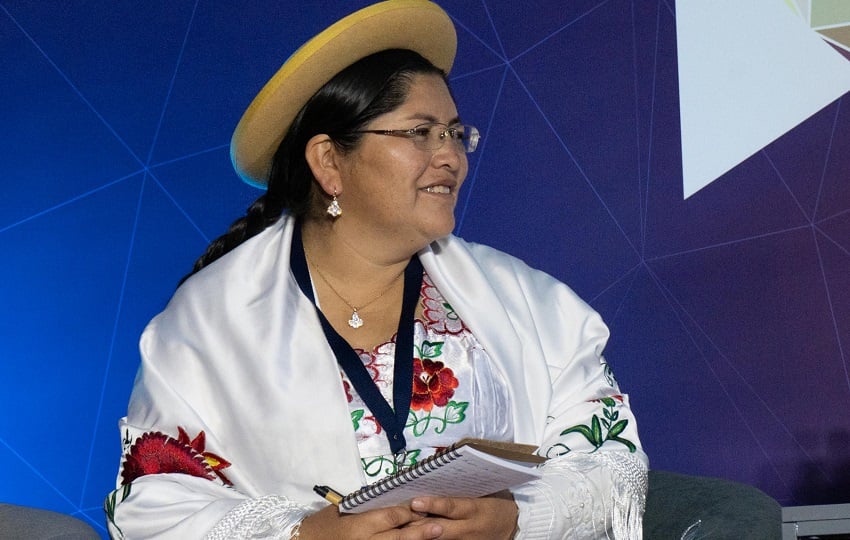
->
[412, 127, 432, 137]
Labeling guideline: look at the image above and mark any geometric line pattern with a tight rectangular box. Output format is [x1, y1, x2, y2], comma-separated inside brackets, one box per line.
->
[1, 2, 849, 535]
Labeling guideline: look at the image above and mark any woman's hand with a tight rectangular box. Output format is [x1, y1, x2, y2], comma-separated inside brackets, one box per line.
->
[405, 492, 518, 540]
[297, 503, 443, 540]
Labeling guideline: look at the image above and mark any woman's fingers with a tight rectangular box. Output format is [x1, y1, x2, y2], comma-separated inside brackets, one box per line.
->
[374, 521, 443, 540]
[299, 503, 440, 539]
[407, 496, 518, 540]
[411, 496, 471, 518]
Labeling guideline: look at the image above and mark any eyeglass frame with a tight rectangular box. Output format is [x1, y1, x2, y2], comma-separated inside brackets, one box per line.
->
[349, 122, 480, 153]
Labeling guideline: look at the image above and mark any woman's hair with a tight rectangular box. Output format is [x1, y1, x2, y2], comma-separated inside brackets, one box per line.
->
[180, 49, 446, 284]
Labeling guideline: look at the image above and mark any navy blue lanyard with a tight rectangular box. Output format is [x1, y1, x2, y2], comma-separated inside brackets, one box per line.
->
[290, 221, 421, 456]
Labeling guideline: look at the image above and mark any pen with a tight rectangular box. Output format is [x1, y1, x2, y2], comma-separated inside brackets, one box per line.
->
[313, 484, 344, 505]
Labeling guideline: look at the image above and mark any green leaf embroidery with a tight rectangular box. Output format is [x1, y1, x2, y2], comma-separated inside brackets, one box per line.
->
[607, 419, 628, 439]
[561, 424, 597, 445]
[104, 492, 115, 519]
[608, 435, 637, 453]
[405, 449, 422, 465]
[417, 341, 444, 359]
[104, 483, 131, 536]
[443, 401, 468, 424]
[361, 449, 423, 479]
[591, 415, 602, 445]
[558, 400, 637, 453]
[362, 456, 397, 478]
[406, 401, 469, 436]
[351, 409, 365, 431]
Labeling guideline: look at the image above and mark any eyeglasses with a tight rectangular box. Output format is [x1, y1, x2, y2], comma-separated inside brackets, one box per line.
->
[351, 122, 480, 153]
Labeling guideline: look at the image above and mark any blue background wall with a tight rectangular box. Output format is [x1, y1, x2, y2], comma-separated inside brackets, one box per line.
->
[2, 1, 848, 536]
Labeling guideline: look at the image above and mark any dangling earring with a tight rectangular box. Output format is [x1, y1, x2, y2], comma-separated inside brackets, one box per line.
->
[326, 190, 342, 218]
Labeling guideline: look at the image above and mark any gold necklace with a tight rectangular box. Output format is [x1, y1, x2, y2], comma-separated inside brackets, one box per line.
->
[306, 256, 402, 329]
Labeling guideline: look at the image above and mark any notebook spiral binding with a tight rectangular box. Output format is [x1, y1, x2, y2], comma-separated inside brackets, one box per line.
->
[341, 446, 462, 511]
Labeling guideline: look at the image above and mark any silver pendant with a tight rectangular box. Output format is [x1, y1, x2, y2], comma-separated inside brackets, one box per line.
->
[348, 310, 364, 329]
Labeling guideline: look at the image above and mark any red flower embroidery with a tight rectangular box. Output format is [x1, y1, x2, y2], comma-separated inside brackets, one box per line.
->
[121, 427, 232, 486]
[411, 358, 459, 411]
[176, 427, 233, 486]
[343, 379, 353, 403]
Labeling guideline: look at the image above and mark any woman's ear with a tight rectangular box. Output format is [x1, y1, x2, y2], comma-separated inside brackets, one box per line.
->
[305, 134, 343, 197]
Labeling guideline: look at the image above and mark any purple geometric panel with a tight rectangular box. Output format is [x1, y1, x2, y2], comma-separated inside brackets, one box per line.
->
[2, 3, 850, 536]
[458, 73, 640, 297]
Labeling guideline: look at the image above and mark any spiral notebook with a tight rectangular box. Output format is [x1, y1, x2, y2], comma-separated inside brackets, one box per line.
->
[339, 438, 546, 513]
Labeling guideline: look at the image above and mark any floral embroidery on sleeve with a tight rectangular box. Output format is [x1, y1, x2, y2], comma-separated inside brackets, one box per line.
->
[120, 426, 233, 486]
[106, 427, 233, 536]
[547, 396, 637, 457]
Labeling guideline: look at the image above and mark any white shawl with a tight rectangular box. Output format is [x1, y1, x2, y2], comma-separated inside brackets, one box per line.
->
[109, 215, 647, 539]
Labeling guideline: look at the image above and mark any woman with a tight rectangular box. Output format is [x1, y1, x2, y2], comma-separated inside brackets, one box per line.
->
[106, 1, 648, 538]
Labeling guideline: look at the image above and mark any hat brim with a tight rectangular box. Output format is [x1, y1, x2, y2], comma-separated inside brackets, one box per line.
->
[230, 0, 457, 187]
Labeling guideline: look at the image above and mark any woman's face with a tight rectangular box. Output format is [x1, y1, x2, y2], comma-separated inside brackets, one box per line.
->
[335, 73, 469, 254]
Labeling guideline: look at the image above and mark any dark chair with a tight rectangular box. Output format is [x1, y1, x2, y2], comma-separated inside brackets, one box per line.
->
[644, 470, 782, 539]
[0, 504, 100, 539]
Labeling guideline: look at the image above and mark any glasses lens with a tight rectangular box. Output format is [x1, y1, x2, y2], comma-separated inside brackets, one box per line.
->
[460, 126, 479, 153]
[410, 123, 479, 153]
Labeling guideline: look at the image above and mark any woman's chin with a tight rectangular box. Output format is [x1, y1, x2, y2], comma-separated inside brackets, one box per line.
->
[424, 219, 457, 244]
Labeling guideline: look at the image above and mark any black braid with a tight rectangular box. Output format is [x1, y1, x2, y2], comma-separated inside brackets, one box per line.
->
[179, 195, 277, 285]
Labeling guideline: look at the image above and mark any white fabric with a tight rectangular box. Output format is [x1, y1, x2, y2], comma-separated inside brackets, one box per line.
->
[107, 215, 648, 539]
[510, 452, 647, 539]
[204, 495, 310, 540]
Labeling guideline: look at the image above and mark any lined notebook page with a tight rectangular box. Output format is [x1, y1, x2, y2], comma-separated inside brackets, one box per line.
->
[340, 445, 542, 513]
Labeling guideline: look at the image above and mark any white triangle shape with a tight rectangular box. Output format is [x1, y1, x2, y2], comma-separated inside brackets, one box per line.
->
[676, 0, 850, 198]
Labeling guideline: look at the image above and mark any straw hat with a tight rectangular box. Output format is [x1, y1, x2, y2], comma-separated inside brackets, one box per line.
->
[230, 0, 457, 187]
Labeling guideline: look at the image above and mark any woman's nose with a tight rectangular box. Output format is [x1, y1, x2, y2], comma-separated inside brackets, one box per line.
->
[431, 136, 465, 169]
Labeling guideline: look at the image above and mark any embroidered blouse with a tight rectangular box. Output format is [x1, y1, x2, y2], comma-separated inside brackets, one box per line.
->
[346, 272, 513, 482]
